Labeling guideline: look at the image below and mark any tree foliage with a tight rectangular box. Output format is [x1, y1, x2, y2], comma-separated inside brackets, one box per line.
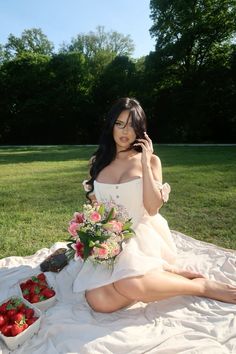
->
[0, 9, 235, 144]
[3, 28, 54, 59]
[150, 0, 236, 72]
[144, 0, 236, 142]
[60, 26, 134, 58]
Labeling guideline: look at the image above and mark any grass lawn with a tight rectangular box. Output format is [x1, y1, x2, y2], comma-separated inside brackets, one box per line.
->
[0, 145, 235, 259]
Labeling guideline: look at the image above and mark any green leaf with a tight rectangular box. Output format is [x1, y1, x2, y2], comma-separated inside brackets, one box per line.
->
[35, 286, 40, 294]
[83, 242, 91, 260]
[123, 231, 135, 239]
[78, 230, 90, 244]
[104, 207, 115, 223]
[98, 204, 105, 216]
[31, 276, 39, 283]
[122, 221, 132, 230]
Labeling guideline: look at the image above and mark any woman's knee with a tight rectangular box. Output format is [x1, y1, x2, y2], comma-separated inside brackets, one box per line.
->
[85, 285, 134, 313]
[114, 276, 146, 301]
[85, 289, 112, 313]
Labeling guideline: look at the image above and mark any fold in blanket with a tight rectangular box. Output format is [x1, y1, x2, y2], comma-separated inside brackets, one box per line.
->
[0, 232, 235, 354]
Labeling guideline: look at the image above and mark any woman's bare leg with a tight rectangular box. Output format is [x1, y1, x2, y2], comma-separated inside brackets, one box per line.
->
[114, 271, 236, 304]
[85, 283, 136, 313]
[85, 270, 236, 313]
[163, 264, 205, 279]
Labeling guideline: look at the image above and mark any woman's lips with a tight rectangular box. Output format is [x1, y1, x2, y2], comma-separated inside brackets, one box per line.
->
[120, 137, 129, 143]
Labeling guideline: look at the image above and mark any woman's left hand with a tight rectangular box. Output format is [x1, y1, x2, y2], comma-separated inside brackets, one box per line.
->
[134, 132, 154, 166]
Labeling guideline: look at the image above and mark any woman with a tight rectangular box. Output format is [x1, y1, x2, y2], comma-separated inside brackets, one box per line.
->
[73, 97, 236, 312]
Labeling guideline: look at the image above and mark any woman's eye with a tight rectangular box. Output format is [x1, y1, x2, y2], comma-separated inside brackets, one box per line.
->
[115, 121, 133, 129]
[115, 122, 124, 128]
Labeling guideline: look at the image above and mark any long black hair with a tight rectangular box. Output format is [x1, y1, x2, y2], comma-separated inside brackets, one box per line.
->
[85, 97, 147, 199]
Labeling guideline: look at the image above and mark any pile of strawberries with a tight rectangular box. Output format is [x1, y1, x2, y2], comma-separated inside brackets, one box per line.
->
[0, 297, 39, 337]
[20, 273, 55, 304]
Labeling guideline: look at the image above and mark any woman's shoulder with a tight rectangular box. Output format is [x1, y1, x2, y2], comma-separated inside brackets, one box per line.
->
[150, 154, 162, 182]
[151, 154, 162, 168]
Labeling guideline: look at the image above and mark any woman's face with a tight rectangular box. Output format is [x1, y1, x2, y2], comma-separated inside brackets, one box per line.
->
[113, 110, 137, 151]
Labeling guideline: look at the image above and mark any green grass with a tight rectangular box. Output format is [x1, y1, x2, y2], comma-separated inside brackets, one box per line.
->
[0, 145, 235, 259]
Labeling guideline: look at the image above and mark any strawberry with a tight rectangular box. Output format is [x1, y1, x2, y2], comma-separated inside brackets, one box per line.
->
[0, 315, 6, 327]
[0, 302, 8, 314]
[11, 323, 24, 336]
[26, 279, 34, 286]
[12, 313, 25, 323]
[23, 294, 31, 302]
[27, 316, 38, 326]
[37, 273, 46, 282]
[29, 284, 41, 296]
[1, 324, 13, 337]
[7, 309, 17, 318]
[22, 323, 28, 331]
[16, 301, 25, 312]
[31, 294, 40, 303]
[38, 283, 47, 291]
[25, 308, 34, 319]
[20, 282, 27, 290]
[41, 288, 55, 299]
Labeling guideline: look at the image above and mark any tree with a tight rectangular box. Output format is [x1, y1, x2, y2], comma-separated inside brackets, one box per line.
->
[150, 0, 236, 73]
[4, 28, 54, 59]
[144, 0, 236, 143]
[0, 52, 51, 143]
[60, 26, 134, 58]
[46, 52, 93, 143]
[90, 56, 137, 141]
[0, 44, 6, 64]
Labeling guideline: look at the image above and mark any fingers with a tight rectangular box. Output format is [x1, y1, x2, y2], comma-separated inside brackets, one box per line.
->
[133, 141, 148, 151]
[135, 136, 153, 152]
[144, 131, 152, 143]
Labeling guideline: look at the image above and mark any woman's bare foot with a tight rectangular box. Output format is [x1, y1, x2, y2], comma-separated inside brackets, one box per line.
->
[192, 278, 236, 304]
[164, 265, 205, 279]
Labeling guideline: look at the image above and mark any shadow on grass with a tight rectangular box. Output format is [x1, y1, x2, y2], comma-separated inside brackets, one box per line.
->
[0, 145, 236, 167]
[0, 145, 97, 164]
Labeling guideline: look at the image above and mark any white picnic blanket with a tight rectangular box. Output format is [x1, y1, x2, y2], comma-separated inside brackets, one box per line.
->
[0, 231, 235, 354]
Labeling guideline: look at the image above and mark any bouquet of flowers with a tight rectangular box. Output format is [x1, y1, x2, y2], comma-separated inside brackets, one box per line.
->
[66, 201, 135, 266]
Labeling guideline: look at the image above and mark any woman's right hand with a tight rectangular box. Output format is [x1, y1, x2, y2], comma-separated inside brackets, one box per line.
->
[134, 132, 154, 167]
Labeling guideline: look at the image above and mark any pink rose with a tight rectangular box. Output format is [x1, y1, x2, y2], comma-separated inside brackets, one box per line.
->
[90, 211, 101, 222]
[68, 222, 79, 237]
[104, 220, 123, 233]
[111, 245, 121, 257]
[95, 243, 109, 259]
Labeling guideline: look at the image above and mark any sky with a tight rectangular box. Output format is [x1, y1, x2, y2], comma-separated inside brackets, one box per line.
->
[0, 0, 156, 58]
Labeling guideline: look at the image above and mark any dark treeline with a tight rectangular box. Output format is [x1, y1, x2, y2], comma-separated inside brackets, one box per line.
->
[0, 1, 236, 144]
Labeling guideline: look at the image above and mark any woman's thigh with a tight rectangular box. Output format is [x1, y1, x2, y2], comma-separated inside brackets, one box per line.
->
[85, 283, 135, 313]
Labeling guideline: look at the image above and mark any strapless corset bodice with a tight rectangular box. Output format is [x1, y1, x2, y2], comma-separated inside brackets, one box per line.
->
[94, 178, 146, 227]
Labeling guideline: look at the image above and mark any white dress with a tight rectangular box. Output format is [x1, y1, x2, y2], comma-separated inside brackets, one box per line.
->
[73, 178, 177, 292]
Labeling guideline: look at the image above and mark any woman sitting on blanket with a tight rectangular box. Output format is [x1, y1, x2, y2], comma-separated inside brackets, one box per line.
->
[80, 97, 236, 313]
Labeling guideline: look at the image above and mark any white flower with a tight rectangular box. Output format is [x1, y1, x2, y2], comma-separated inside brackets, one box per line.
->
[82, 179, 92, 192]
[161, 183, 171, 203]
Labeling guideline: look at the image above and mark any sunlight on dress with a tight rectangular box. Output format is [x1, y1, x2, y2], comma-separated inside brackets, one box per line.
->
[73, 178, 177, 292]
